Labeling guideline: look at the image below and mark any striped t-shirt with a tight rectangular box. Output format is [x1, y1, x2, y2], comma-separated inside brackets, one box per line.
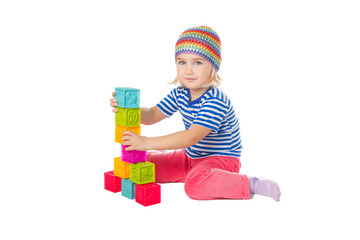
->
[156, 86, 243, 159]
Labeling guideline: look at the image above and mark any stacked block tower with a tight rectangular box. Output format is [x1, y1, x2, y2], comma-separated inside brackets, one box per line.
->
[104, 87, 161, 207]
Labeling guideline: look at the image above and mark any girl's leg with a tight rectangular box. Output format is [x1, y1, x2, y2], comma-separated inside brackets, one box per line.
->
[146, 149, 190, 183]
[184, 156, 251, 200]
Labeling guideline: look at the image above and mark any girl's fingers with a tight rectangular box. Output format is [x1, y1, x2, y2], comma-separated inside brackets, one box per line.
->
[122, 140, 130, 146]
[123, 141, 135, 151]
[112, 92, 115, 97]
[112, 108, 118, 113]
[123, 131, 135, 136]
[125, 146, 134, 151]
[122, 134, 133, 141]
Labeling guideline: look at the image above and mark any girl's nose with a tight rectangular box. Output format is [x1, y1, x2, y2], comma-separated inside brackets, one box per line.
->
[185, 64, 193, 74]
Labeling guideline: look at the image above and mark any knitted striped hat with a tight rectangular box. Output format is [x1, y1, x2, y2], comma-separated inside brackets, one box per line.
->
[175, 26, 222, 71]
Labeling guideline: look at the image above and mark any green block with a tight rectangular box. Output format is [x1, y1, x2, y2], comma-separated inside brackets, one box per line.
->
[130, 161, 155, 185]
[115, 107, 141, 127]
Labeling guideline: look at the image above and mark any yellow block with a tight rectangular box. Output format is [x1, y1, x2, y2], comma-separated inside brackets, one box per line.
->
[115, 125, 141, 144]
[114, 156, 130, 179]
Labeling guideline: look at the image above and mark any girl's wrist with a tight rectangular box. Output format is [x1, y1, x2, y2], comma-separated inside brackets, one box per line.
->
[143, 136, 152, 151]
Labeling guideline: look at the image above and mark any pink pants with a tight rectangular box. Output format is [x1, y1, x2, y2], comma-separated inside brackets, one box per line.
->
[146, 149, 250, 200]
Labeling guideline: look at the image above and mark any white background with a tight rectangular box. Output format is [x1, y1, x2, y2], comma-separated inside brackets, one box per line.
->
[1, 0, 359, 239]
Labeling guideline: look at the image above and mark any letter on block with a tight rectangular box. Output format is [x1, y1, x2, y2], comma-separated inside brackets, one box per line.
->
[122, 178, 136, 200]
[115, 87, 140, 109]
[115, 125, 141, 144]
[135, 183, 161, 206]
[114, 157, 130, 179]
[130, 161, 155, 185]
[104, 171, 122, 193]
[115, 107, 141, 127]
[121, 145, 146, 164]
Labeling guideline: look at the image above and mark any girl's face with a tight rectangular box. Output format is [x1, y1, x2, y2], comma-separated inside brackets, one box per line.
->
[176, 54, 212, 91]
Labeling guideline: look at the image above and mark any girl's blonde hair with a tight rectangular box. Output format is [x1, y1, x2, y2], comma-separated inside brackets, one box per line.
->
[170, 67, 222, 87]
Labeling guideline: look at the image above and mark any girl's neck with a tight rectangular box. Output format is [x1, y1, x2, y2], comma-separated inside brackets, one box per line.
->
[189, 85, 213, 101]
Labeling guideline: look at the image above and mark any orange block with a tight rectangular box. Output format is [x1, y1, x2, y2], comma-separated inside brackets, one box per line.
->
[114, 156, 130, 179]
[115, 125, 141, 144]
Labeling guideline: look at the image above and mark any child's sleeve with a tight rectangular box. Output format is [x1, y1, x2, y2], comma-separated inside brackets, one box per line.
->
[192, 98, 229, 133]
[156, 88, 179, 118]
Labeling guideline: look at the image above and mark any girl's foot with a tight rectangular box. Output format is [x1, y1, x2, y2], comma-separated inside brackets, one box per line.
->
[248, 177, 281, 201]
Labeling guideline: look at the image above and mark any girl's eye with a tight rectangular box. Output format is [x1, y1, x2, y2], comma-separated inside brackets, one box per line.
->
[195, 61, 202, 65]
[178, 61, 186, 65]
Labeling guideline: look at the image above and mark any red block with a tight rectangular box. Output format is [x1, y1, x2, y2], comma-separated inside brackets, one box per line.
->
[135, 182, 161, 206]
[104, 170, 122, 193]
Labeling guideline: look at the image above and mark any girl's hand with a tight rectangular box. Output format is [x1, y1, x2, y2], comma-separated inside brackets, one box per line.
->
[110, 92, 118, 113]
[122, 131, 149, 151]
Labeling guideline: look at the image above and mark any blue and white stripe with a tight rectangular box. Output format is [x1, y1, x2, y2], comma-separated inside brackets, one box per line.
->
[157, 87, 243, 159]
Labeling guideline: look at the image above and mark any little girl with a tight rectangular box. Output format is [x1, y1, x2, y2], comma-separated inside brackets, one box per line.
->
[110, 26, 281, 201]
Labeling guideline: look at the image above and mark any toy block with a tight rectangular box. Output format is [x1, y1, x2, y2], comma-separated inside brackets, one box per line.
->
[121, 145, 146, 164]
[135, 183, 161, 206]
[115, 125, 141, 144]
[130, 161, 155, 185]
[115, 87, 140, 108]
[115, 107, 141, 127]
[122, 178, 136, 199]
[104, 171, 122, 193]
[114, 156, 130, 179]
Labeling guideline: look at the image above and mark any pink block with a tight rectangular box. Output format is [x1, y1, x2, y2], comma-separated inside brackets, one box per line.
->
[104, 170, 122, 193]
[121, 145, 146, 164]
[135, 183, 161, 207]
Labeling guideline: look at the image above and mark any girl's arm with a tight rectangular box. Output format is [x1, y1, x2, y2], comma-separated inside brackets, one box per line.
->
[122, 124, 212, 151]
[110, 92, 166, 125]
[140, 106, 166, 125]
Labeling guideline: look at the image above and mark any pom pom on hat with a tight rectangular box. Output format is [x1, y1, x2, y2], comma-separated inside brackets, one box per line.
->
[175, 26, 222, 71]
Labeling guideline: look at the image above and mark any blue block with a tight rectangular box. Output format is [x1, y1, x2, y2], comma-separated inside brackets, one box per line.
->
[115, 87, 140, 108]
[121, 178, 136, 200]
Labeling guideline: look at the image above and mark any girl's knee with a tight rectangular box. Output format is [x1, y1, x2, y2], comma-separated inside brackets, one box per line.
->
[184, 167, 212, 199]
